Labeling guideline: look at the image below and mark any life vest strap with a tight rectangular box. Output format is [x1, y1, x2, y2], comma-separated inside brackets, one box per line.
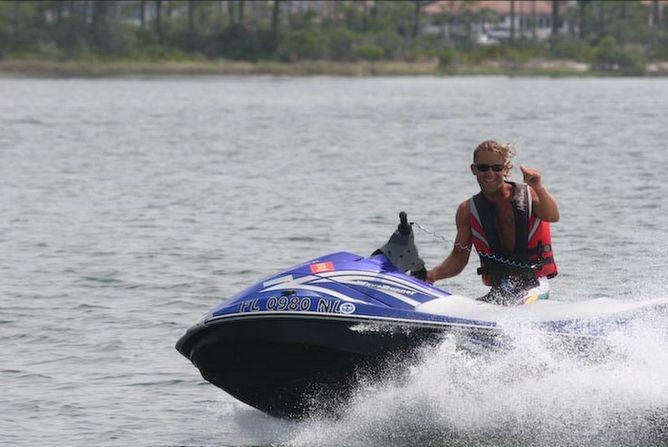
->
[527, 244, 552, 255]
[535, 256, 555, 271]
[477, 265, 533, 275]
[477, 255, 555, 276]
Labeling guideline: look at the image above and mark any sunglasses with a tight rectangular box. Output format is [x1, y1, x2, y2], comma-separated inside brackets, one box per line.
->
[475, 163, 505, 172]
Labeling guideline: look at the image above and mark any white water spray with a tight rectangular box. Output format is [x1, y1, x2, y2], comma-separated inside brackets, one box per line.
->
[283, 305, 668, 447]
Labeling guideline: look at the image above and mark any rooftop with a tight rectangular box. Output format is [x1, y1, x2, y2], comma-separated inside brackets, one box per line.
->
[423, 1, 566, 17]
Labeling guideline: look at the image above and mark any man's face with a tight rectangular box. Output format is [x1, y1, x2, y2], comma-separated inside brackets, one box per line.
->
[471, 151, 508, 194]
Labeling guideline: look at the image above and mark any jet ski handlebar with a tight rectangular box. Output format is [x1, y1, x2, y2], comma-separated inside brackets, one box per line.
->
[398, 211, 411, 235]
[374, 211, 427, 280]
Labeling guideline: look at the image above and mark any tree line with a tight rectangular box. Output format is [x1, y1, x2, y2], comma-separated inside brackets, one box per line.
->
[0, 1, 666, 73]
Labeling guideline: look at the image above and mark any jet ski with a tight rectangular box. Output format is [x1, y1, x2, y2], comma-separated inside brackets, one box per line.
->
[176, 212, 668, 419]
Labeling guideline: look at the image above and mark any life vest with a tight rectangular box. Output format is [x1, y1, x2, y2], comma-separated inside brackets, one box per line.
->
[469, 182, 558, 286]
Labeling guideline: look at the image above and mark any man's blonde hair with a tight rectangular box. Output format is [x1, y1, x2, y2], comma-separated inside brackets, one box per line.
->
[473, 140, 516, 177]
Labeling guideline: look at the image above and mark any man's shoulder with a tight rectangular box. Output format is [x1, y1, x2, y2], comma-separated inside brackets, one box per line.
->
[458, 198, 470, 209]
[456, 199, 472, 218]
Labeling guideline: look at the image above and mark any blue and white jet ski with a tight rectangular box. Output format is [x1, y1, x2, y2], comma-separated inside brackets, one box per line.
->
[176, 213, 667, 419]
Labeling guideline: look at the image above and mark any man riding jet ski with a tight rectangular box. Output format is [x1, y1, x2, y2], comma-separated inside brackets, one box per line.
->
[427, 140, 558, 306]
[176, 210, 667, 419]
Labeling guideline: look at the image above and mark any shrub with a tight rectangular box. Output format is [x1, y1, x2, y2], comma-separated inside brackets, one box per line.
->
[592, 35, 619, 68]
[464, 44, 508, 64]
[355, 44, 384, 61]
[549, 37, 594, 61]
[648, 32, 668, 60]
[278, 29, 326, 61]
[368, 31, 403, 59]
[211, 24, 260, 61]
[324, 28, 357, 61]
[34, 40, 65, 60]
[593, 36, 646, 75]
[438, 47, 457, 68]
[614, 46, 647, 75]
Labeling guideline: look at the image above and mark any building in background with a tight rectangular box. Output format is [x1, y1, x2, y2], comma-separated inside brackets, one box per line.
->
[422, 0, 573, 44]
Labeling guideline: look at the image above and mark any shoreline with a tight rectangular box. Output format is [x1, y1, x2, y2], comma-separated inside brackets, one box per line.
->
[1, 58, 667, 78]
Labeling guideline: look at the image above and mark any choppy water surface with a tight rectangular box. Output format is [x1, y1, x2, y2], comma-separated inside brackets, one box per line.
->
[1, 76, 667, 447]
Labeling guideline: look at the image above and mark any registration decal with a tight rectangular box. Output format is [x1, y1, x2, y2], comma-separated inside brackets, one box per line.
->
[309, 262, 335, 273]
[236, 296, 357, 315]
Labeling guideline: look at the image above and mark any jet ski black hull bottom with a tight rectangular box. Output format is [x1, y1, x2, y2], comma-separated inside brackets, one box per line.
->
[176, 315, 492, 419]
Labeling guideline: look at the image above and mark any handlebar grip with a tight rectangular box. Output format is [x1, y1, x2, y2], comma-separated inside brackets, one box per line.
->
[398, 211, 411, 235]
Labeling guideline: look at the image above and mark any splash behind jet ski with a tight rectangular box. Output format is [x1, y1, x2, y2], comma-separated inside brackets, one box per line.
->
[175, 213, 668, 419]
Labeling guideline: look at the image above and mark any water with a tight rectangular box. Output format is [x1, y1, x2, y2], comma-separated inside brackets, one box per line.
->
[1, 76, 667, 446]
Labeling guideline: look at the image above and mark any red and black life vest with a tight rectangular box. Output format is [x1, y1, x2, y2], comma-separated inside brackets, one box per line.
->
[469, 182, 558, 286]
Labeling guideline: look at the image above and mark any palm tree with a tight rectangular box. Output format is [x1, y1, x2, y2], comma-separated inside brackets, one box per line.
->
[551, 0, 560, 39]
[510, 0, 515, 42]
[270, 0, 280, 50]
[188, 0, 195, 48]
[413, 0, 421, 38]
[531, 0, 536, 39]
[140, 0, 146, 29]
[651, 0, 661, 27]
[154, 0, 162, 43]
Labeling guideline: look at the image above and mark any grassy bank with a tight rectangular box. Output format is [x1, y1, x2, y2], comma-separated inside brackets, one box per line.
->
[1, 58, 666, 77]
[0, 59, 436, 77]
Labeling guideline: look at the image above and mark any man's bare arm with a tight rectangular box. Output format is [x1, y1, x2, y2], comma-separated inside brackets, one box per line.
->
[426, 201, 472, 283]
[530, 185, 560, 222]
[521, 165, 560, 222]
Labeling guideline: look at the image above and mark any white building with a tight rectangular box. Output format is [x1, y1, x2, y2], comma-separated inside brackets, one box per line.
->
[423, 0, 572, 44]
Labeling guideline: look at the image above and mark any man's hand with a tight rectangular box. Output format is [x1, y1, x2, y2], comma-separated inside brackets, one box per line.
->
[520, 165, 543, 190]
[521, 164, 560, 221]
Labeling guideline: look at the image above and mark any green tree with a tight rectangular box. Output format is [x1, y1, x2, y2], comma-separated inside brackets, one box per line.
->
[355, 44, 383, 61]
[278, 29, 326, 61]
[593, 35, 646, 74]
[325, 27, 357, 61]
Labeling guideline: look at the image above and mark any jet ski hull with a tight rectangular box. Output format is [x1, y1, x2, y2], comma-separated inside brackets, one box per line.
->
[176, 312, 499, 418]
